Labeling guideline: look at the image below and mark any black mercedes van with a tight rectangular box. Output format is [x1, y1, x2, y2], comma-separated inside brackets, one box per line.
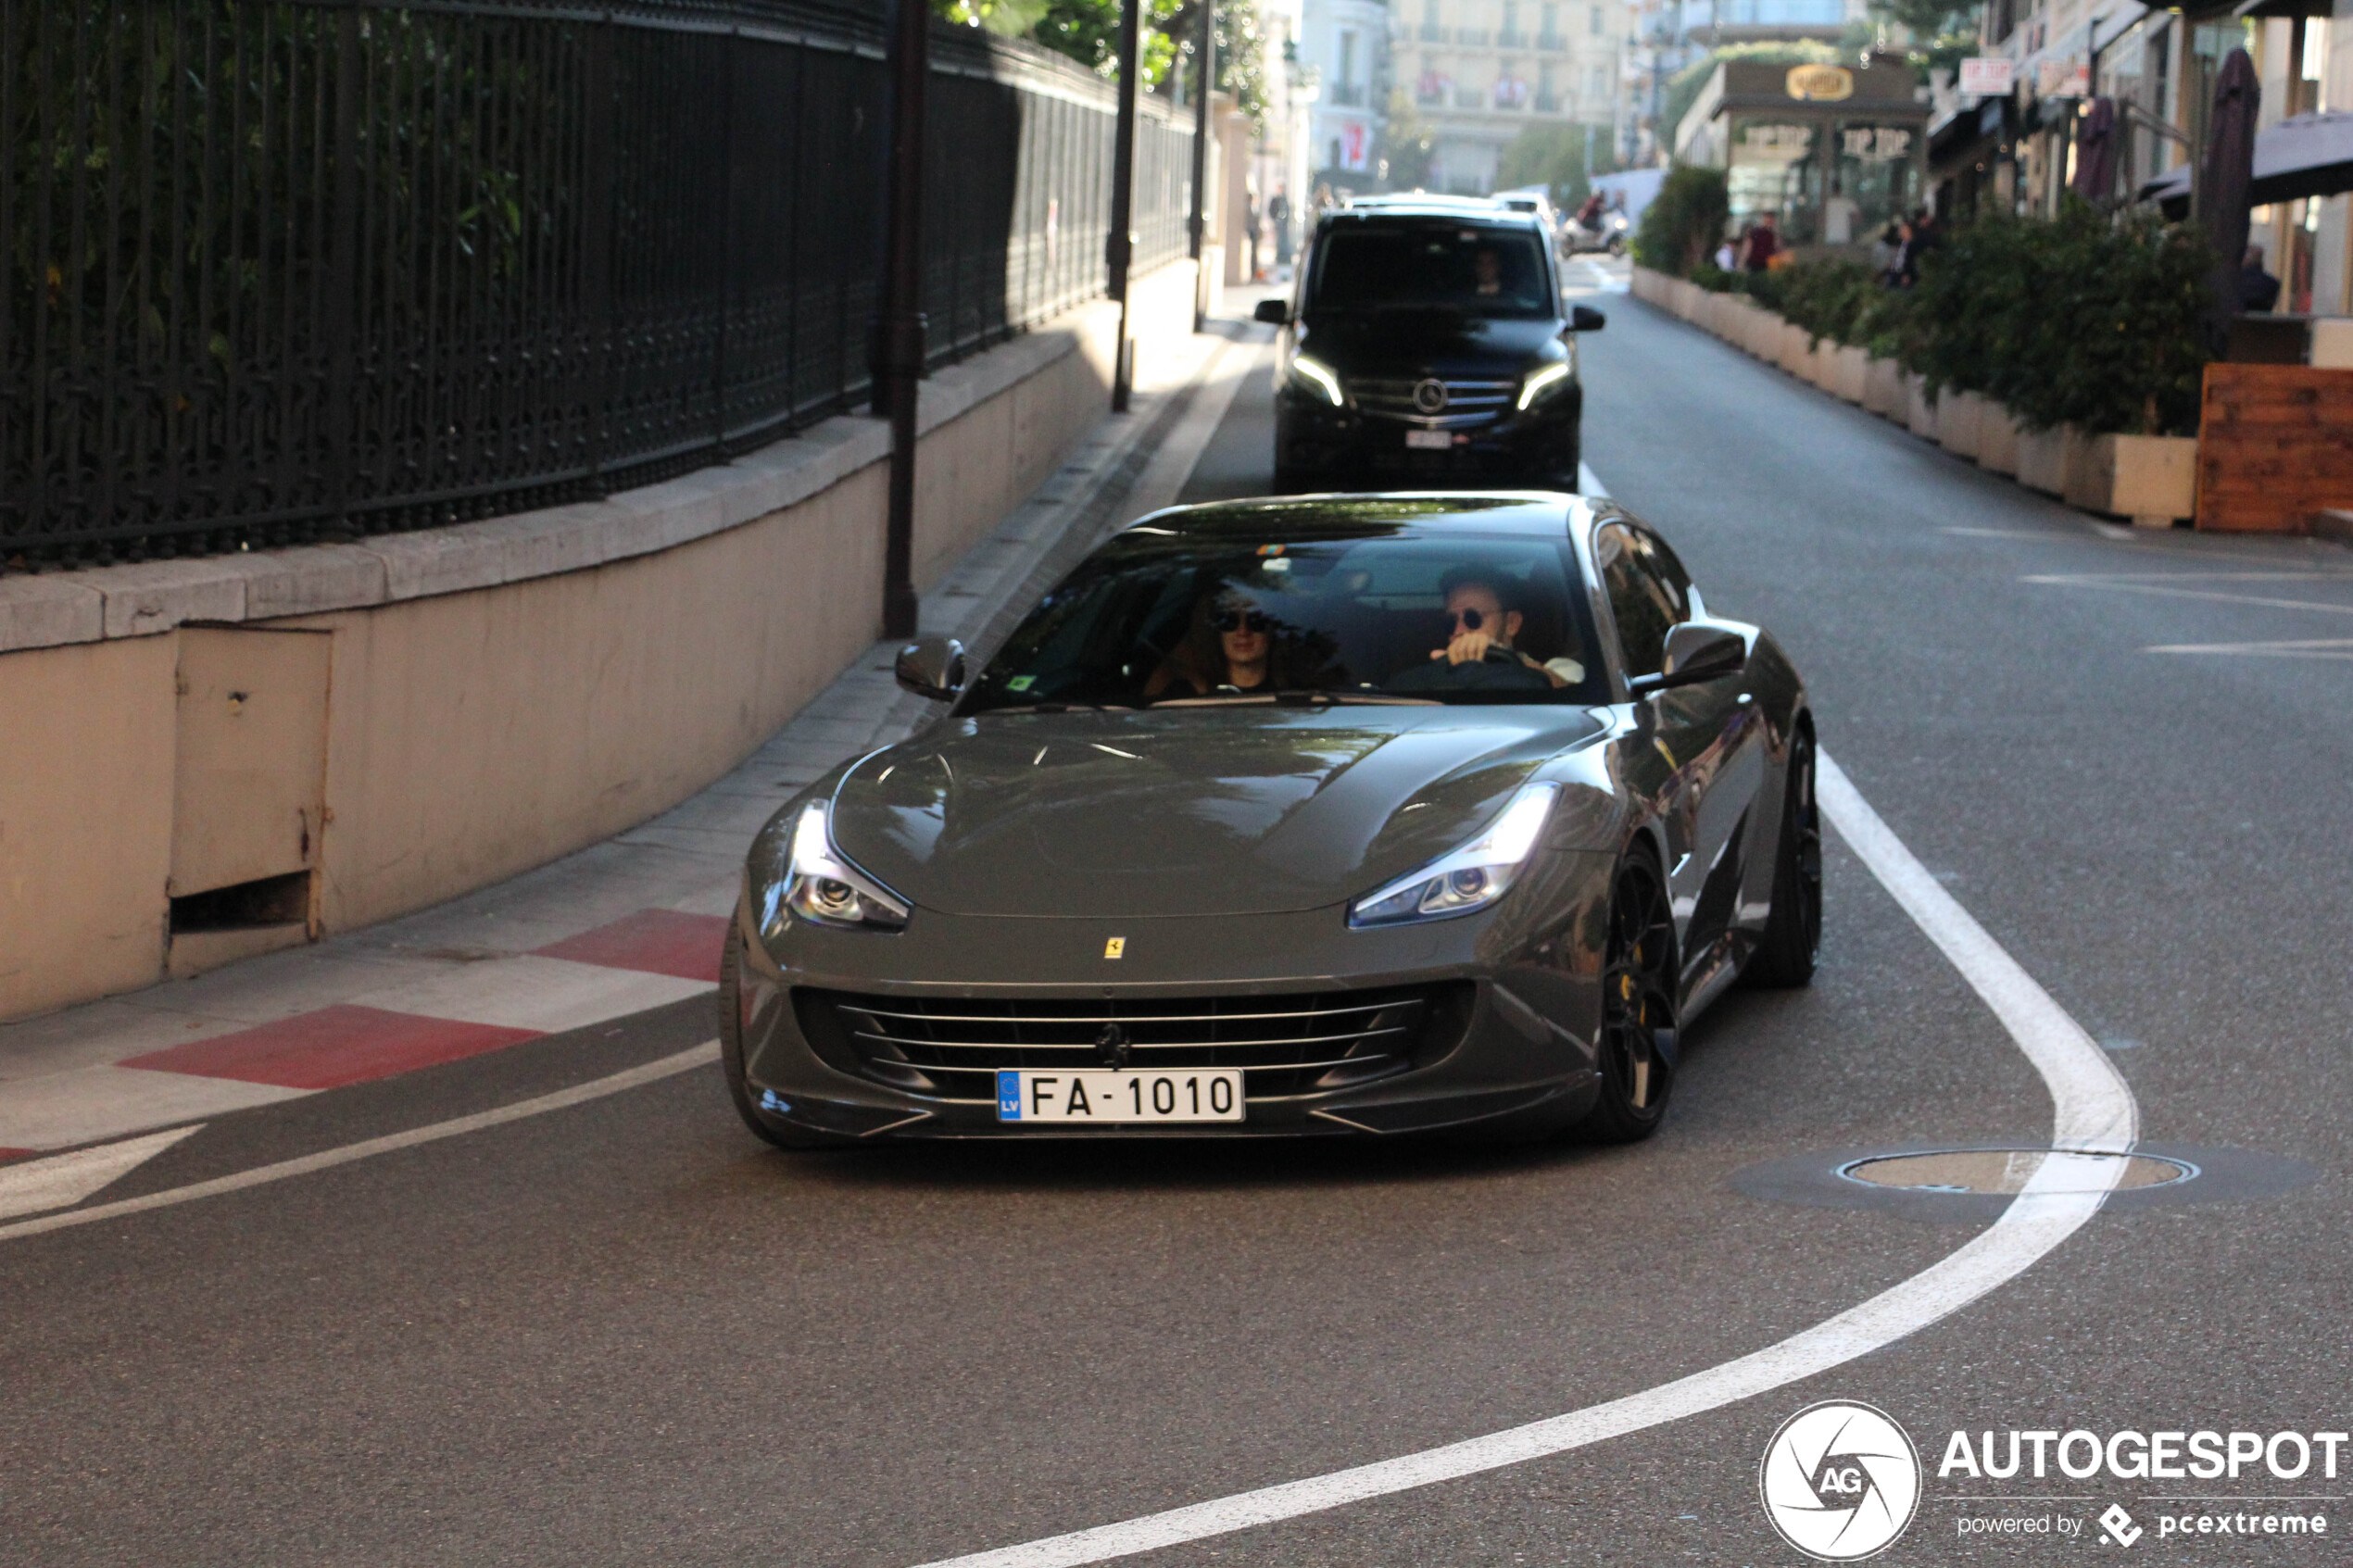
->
[1254, 199, 1604, 493]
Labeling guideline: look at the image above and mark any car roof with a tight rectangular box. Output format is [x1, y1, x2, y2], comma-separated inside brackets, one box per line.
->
[1123, 493, 1597, 542]
[1318, 203, 1549, 234]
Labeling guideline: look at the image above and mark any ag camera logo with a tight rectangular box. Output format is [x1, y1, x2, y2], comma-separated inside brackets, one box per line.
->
[1760, 1400, 1923, 1561]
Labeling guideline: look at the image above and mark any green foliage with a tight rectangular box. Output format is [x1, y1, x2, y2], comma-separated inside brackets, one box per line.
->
[937, 0, 1269, 125]
[1380, 88, 1438, 191]
[1906, 202, 2211, 435]
[1495, 122, 1616, 208]
[1685, 203, 2213, 436]
[1630, 164, 1729, 276]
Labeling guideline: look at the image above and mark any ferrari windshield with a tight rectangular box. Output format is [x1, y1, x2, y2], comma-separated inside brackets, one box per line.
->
[1308, 222, 1554, 317]
[961, 522, 1609, 713]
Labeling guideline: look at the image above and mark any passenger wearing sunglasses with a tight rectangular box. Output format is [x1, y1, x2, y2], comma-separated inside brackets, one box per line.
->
[1429, 570, 1579, 687]
[1142, 592, 1280, 698]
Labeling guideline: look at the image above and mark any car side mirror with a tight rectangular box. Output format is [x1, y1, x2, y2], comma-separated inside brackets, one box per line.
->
[894, 635, 966, 702]
[1627, 621, 1747, 696]
[1570, 305, 1607, 332]
[1253, 298, 1291, 325]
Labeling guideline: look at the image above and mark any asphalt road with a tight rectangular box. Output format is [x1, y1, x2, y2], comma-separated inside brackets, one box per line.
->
[7, 272, 2351, 1568]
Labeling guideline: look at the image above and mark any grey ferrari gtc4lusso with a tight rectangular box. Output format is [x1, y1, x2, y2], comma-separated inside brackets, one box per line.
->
[722, 493, 1818, 1144]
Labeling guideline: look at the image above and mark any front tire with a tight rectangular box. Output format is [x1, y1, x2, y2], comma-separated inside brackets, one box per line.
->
[1571, 851, 1680, 1143]
[1744, 725, 1821, 988]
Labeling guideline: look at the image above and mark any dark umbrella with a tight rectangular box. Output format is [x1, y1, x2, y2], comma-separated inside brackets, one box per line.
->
[2202, 48, 2259, 353]
[2072, 96, 2118, 203]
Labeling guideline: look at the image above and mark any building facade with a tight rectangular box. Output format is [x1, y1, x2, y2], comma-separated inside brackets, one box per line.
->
[1393, 0, 1630, 192]
[1302, 0, 1396, 183]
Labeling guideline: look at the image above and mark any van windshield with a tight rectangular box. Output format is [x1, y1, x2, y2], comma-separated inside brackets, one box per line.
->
[1309, 222, 1554, 317]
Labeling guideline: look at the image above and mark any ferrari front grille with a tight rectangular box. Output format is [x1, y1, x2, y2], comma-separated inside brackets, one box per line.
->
[796, 985, 1472, 1101]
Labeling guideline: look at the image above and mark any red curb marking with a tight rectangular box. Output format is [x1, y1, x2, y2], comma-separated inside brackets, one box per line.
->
[122, 1005, 543, 1090]
[0, 1148, 34, 1165]
[534, 909, 729, 983]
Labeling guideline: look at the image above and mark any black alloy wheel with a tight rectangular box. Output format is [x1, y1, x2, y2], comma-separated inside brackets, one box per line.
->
[1743, 726, 1821, 988]
[1574, 853, 1680, 1143]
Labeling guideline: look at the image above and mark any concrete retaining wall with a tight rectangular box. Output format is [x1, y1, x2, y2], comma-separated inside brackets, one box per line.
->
[0, 261, 1199, 1022]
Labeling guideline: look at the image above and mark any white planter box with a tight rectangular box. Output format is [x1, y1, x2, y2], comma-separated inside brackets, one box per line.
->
[1977, 402, 2021, 475]
[1779, 322, 1813, 376]
[1745, 305, 1780, 358]
[1709, 293, 1742, 342]
[2063, 433, 2197, 522]
[2015, 423, 2084, 495]
[1937, 391, 1986, 458]
[1807, 340, 1840, 391]
[1905, 372, 1937, 437]
[1833, 345, 1869, 403]
[1864, 356, 1906, 419]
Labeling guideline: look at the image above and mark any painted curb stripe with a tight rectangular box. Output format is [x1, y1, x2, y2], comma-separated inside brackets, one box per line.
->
[900, 750, 2141, 1568]
[0, 1042, 718, 1244]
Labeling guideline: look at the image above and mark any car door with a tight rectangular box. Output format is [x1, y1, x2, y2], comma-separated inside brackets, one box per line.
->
[1594, 521, 1760, 979]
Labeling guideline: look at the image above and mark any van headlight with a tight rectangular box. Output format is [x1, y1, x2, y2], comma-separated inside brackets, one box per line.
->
[1348, 784, 1557, 928]
[1287, 354, 1346, 407]
[1517, 360, 1572, 410]
[764, 800, 910, 935]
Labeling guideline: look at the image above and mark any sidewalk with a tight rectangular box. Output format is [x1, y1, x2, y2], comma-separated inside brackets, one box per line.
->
[0, 314, 1272, 1162]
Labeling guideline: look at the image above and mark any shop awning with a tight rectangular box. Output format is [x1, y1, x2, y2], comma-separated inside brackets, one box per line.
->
[2140, 110, 2353, 211]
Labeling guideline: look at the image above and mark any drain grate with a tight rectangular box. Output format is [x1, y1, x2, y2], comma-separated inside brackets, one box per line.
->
[1837, 1149, 2196, 1196]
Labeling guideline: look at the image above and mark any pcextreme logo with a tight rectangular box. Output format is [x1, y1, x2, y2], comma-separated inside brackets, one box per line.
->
[1759, 1400, 1924, 1562]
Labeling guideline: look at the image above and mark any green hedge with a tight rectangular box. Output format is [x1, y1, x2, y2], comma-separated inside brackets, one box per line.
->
[1679, 201, 2210, 437]
[1631, 165, 1728, 276]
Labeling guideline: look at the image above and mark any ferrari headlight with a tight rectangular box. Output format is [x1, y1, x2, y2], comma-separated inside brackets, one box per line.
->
[1348, 783, 1558, 929]
[771, 800, 909, 933]
[1517, 360, 1572, 410]
[1288, 354, 1346, 407]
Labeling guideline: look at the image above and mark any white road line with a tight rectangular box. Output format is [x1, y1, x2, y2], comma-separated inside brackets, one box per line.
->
[2146, 638, 2353, 659]
[0, 1042, 718, 1244]
[2023, 576, 2353, 617]
[0, 1124, 207, 1220]
[905, 753, 2138, 1568]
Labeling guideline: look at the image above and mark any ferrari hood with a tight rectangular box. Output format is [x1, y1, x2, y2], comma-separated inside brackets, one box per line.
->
[827, 706, 1604, 919]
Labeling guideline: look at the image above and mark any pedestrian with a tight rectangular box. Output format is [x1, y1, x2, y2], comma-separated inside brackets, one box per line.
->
[1714, 235, 1738, 272]
[1742, 211, 1779, 272]
[1245, 185, 1263, 282]
[1893, 207, 1939, 287]
[1871, 220, 1902, 282]
[2239, 245, 2283, 312]
[1269, 186, 1293, 270]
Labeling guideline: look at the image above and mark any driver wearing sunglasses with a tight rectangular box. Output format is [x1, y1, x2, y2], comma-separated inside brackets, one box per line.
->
[1430, 570, 1579, 687]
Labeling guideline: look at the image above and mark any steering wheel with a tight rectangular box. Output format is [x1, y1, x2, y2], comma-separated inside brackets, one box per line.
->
[1385, 646, 1555, 693]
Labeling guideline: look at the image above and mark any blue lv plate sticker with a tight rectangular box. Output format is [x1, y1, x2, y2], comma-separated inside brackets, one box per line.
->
[996, 1070, 1023, 1120]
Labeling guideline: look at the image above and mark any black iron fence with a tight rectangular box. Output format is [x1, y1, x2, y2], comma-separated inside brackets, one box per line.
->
[1, 1, 1194, 567]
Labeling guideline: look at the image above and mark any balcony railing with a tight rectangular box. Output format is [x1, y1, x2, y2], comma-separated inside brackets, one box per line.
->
[1537, 31, 1569, 50]
[1418, 21, 1447, 40]
[1497, 27, 1530, 45]
[1454, 84, 1487, 107]
[1455, 26, 1491, 44]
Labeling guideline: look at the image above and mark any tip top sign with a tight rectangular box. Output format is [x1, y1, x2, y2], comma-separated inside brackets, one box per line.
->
[1959, 56, 2016, 95]
[1785, 64, 1856, 101]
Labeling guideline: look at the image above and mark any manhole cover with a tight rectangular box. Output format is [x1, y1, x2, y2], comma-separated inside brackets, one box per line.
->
[1837, 1149, 2196, 1196]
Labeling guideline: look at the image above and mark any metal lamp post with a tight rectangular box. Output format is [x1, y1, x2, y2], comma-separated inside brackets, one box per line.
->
[876, 0, 929, 641]
[1109, 0, 1141, 412]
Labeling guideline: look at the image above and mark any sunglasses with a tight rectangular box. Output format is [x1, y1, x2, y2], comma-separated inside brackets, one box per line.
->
[1448, 607, 1491, 632]
[1212, 608, 1273, 633]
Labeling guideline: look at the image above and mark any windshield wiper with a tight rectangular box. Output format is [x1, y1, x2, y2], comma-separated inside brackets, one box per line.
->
[986, 700, 1131, 714]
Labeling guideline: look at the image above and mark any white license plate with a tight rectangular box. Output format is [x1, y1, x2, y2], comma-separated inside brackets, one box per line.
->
[996, 1069, 1244, 1123]
[1404, 429, 1453, 450]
